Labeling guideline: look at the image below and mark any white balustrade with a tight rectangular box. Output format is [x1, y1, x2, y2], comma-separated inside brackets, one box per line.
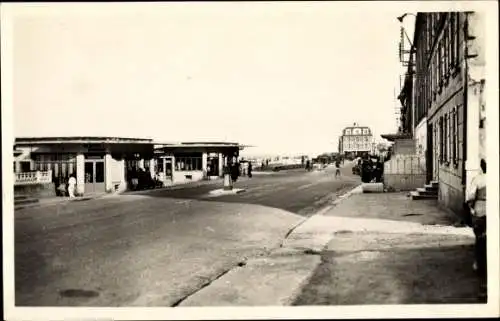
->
[15, 170, 53, 185]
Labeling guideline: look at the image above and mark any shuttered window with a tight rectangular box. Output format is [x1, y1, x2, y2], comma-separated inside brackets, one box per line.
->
[451, 107, 458, 166]
[439, 117, 444, 162]
[450, 13, 456, 71]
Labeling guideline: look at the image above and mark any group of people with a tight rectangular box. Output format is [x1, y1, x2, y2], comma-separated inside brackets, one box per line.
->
[228, 161, 253, 182]
[126, 167, 160, 191]
[356, 154, 384, 183]
[53, 173, 77, 198]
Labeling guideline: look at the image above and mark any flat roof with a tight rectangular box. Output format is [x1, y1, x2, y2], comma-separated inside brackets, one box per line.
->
[15, 136, 154, 145]
[157, 143, 247, 149]
[380, 133, 412, 142]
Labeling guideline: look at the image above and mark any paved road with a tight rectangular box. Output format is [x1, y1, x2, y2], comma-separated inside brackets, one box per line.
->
[132, 163, 360, 216]
[15, 162, 359, 306]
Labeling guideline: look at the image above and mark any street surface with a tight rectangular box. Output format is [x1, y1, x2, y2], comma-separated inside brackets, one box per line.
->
[131, 164, 359, 216]
[15, 163, 359, 306]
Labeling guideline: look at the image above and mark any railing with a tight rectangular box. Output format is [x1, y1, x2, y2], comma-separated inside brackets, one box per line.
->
[15, 170, 53, 186]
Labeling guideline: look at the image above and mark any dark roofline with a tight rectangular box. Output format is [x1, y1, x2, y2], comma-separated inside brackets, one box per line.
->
[179, 142, 240, 145]
[380, 133, 412, 142]
[15, 136, 154, 145]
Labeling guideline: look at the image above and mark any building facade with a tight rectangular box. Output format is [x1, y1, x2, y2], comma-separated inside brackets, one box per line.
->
[14, 137, 156, 196]
[14, 137, 246, 198]
[338, 123, 374, 158]
[410, 11, 486, 215]
[154, 142, 244, 184]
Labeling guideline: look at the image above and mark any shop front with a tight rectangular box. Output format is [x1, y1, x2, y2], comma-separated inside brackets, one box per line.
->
[154, 142, 244, 185]
[14, 137, 155, 197]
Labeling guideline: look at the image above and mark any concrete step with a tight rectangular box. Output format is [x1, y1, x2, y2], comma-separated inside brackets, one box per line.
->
[14, 195, 29, 201]
[410, 191, 438, 200]
[416, 187, 438, 196]
[14, 198, 40, 206]
[362, 183, 384, 193]
[429, 181, 439, 187]
[424, 183, 438, 191]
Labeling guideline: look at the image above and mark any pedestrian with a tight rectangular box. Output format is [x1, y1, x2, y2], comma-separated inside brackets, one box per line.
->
[375, 158, 384, 182]
[465, 158, 487, 298]
[361, 155, 372, 183]
[231, 161, 239, 182]
[68, 173, 77, 198]
[335, 160, 341, 178]
[248, 161, 253, 178]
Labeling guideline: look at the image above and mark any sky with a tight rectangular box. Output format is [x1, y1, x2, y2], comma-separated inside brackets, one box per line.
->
[9, 2, 416, 157]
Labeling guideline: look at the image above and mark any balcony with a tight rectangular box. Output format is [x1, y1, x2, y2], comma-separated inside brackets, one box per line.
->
[15, 170, 53, 186]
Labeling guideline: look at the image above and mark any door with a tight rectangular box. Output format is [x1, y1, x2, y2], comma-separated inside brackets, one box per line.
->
[84, 160, 105, 194]
[427, 123, 434, 183]
[164, 157, 173, 180]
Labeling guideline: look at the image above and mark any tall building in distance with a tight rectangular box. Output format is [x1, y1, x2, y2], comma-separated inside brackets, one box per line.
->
[338, 123, 373, 158]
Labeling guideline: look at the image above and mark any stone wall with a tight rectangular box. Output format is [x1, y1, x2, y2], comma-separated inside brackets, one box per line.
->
[392, 139, 416, 155]
[172, 171, 204, 184]
[384, 154, 426, 191]
[14, 183, 57, 199]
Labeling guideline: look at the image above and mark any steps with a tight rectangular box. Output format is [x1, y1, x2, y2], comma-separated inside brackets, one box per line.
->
[410, 181, 438, 200]
[14, 195, 40, 207]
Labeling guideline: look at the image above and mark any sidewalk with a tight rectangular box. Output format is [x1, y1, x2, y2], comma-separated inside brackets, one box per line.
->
[289, 191, 484, 305]
[178, 188, 484, 307]
[14, 178, 227, 210]
[14, 192, 110, 211]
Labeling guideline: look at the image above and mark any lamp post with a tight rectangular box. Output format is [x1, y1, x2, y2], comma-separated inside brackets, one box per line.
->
[397, 13, 416, 60]
[397, 13, 418, 137]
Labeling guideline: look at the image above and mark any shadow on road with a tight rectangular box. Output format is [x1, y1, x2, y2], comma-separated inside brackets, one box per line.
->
[292, 242, 485, 305]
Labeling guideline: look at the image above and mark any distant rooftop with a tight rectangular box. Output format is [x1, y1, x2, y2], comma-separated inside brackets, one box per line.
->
[341, 123, 372, 136]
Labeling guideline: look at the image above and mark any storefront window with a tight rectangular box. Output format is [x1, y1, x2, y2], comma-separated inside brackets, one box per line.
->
[155, 159, 164, 173]
[33, 153, 77, 180]
[176, 157, 202, 171]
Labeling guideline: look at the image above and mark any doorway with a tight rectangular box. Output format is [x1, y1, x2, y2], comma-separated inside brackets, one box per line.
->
[84, 159, 105, 194]
[164, 157, 173, 180]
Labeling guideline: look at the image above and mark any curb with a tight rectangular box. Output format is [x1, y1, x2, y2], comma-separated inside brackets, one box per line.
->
[314, 183, 363, 216]
[275, 182, 363, 305]
[120, 179, 224, 196]
[14, 193, 109, 211]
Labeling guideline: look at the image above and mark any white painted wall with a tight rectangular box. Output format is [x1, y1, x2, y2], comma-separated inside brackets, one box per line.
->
[172, 171, 204, 184]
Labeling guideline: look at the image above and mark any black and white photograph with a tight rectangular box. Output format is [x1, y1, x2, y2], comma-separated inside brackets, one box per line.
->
[2, 1, 498, 320]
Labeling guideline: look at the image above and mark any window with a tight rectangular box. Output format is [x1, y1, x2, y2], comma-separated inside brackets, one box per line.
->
[443, 114, 450, 163]
[34, 153, 76, 180]
[155, 159, 164, 173]
[444, 21, 450, 81]
[439, 117, 444, 162]
[451, 107, 458, 166]
[434, 56, 439, 99]
[450, 13, 456, 71]
[439, 41, 445, 89]
[454, 13, 461, 71]
[175, 156, 202, 171]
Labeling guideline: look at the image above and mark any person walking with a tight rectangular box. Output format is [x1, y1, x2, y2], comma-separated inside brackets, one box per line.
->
[68, 174, 77, 198]
[335, 160, 341, 178]
[466, 159, 487, 298]
[248, 161, 253, 178]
